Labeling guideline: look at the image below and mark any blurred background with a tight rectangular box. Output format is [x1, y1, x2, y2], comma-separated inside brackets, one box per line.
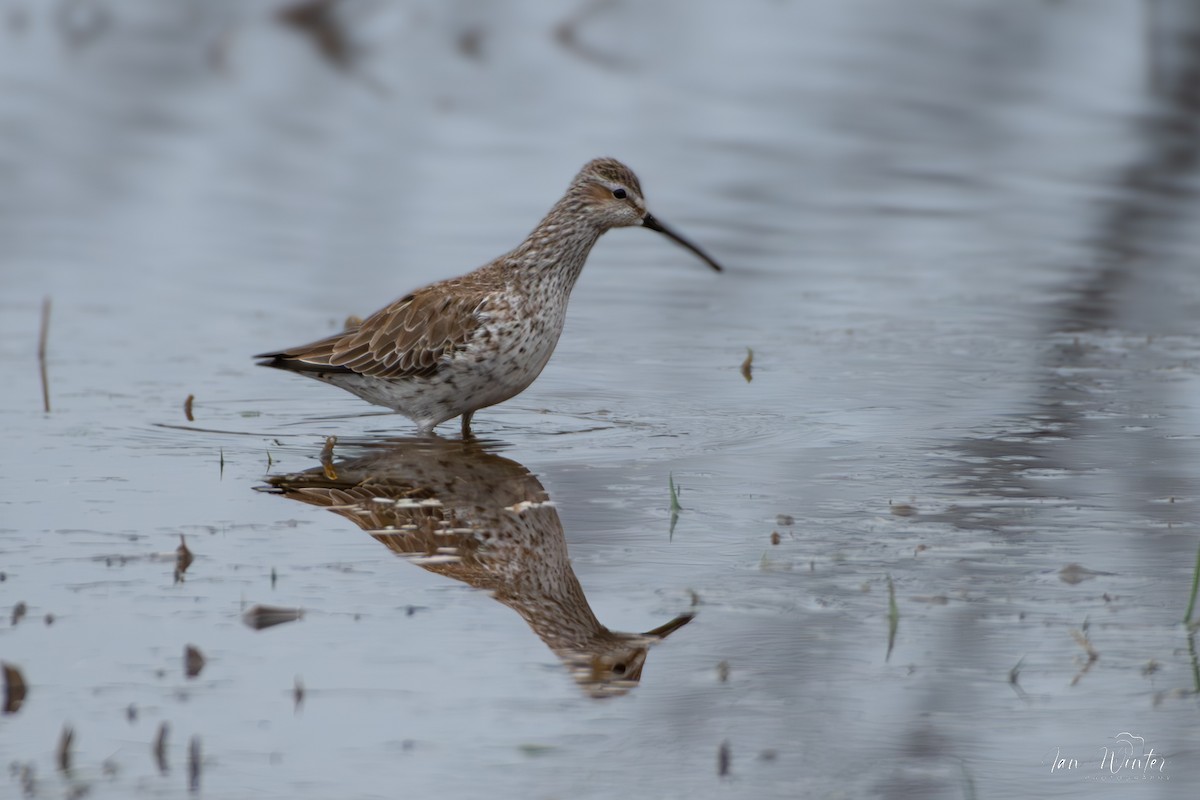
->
[1, 1, 1199, 798]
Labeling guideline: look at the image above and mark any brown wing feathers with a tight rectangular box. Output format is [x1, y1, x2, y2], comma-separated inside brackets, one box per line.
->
[256, 289, 487, 380]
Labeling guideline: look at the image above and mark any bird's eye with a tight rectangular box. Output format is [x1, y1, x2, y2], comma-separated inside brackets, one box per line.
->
[612, 188, 627, 200]
[612, 662, 627, 675]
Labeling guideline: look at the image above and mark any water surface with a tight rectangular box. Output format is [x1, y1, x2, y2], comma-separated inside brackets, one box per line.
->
[2, 1, 1198, 798]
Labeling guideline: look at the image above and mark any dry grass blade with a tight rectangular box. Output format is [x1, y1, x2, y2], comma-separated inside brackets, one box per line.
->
[1184, 537, 1200, 626]
[184, 394, 195, 422]
[1069, 628, 1099, 686]
[1008, 656, 1028, 700]
[188, 736, 201, 792]
[153, 722, 169, 775]
[38, 297, 51, 413]
[886, 575, 899, 662]
[2, 661, 28, 714]
[57, 725, 74, 773]
[740, 347, 753, 383]
[184, 645, 206, 679]
[294, 675, 305, 710]
[242, 605, 305, 631]
[668, 473, 681, 539]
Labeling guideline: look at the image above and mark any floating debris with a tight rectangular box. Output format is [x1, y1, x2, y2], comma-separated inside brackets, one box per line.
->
[716, 661, 730, 683]
[153, 722, 169, 775]
[885, 575, 899, 662]
[188, 735, 201, 792]
[770, 531, 781, 546]
[11, 601, 27, 626]
[1059, 563, 1112, 585]
[270, 568, 278, 588]
[517, 743, 557, 757]
[55, 0, 111, 51]
[456, 25, 485, 61]
[14, 761, 36, 796]
[279, 0, 355, 72]
[184, 645, 206, 679]
[717, 739, 731, 777]
[38, 296, 51, 412]
[553, 0, 626, 70]
[126, 703, 137, 723]
[175, 535, 194, 583]
[57, 725, 74, 774]
[44, 613, 55, 626]
[740, 347, 753, 383]
[320, 436, 338, 480]
[3, 662, 28, 714]
[184, 394, 195, 422]
[243, 605, 304, 631]
[219, 448, 225, 478]
[294, 676, 305, 710]
[775, 514, 794, 526]
[889, 501, 917, 517]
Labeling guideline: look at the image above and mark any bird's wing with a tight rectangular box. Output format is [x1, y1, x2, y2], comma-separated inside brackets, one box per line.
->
[259, 287, 490, 380]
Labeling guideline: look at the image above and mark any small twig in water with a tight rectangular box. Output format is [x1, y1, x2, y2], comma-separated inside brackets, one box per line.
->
[184, 394, 195, 422]
[741, 347, 753, 383]
[153, 722, 169, 775]
[717, 739, 731, 777]
[188, 735, 201, 792]
[38, 297, 51, 413]
[57, 725, 74, 774]
[886, 575, 899, 662]
[668, 473, 681, 539]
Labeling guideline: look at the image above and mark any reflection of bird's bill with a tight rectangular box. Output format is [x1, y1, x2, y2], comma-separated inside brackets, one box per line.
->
[642, 214, 724, 272]
[643, 612, 695, 639]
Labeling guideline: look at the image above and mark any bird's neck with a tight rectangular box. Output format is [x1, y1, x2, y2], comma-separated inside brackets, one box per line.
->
[505, 196, 604, 291]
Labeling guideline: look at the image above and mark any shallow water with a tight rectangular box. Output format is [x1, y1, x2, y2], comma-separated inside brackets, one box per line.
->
[2, 1, 1199, 797]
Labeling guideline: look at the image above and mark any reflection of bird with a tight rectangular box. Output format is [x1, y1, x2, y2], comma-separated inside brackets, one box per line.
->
[262, 437, 692, 697]
[256, 158, 723, 436]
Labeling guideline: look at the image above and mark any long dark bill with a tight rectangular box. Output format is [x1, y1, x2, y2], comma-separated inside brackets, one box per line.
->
[642, 214, 724, 272]
[642, 612, 695, 639]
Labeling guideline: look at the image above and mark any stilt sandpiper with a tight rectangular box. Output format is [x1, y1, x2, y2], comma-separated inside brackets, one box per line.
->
[256, 158, 723, 435]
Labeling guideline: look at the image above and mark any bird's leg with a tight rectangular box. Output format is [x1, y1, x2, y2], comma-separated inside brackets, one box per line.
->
[460, 410, 474, 439]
